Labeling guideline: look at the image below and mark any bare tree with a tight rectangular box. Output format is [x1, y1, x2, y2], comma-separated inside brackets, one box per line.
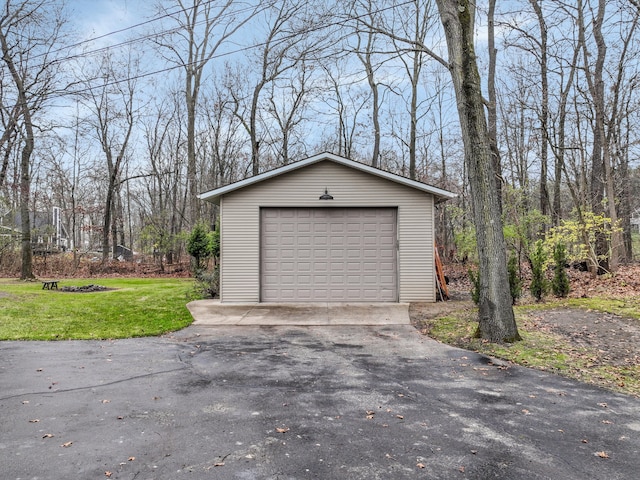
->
[79, 52, 138, 262]
[0, 86, 20, 191]
[201, 79, 248, 190]
[548, 22, 581, 227]
[316, 58, 370, 159]
[350, 0, 386, 168]
[575, 0, 639, 270]
[342, 0, 519, 340]
[435, 0, 520, 342]
[389, 0, 439, 179]
[576, 0, 613, 272]
[227, 0, 312, 175]
[264, 61, 313, 164]
[0, 0, 67, 279]
[139, 92, 188, 268]
[487, 0, 504, 212]
[154, 0, 256, 225]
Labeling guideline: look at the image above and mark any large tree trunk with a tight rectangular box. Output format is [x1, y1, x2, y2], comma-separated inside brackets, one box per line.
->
[0, 30, 34, 279]
[250, 82, 263, 176]
[19, 131, 34, 280]
[579, 0, 613, 274]
[487, 0, 503, 213]
[102, 168, 115, 262]
[186, 72, 200, 224]
[435, 0, 520, 342]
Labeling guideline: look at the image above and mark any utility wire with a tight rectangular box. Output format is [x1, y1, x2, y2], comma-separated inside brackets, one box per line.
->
[46, 0, 220, 57]
[54, 0, 415, 96]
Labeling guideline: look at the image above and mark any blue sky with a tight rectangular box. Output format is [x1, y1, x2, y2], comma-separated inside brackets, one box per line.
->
[71, 0, 147, 41]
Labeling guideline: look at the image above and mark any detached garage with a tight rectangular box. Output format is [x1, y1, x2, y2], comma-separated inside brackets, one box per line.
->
[198, 152, 455, 303]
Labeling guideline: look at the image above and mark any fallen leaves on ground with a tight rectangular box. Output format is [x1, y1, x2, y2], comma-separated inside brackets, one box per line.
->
[444, 262, 640, 300]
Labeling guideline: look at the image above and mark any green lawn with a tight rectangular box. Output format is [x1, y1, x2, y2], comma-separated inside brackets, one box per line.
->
[0, 278, 195, 340]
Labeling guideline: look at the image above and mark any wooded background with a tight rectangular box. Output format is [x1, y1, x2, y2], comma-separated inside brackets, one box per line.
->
[1, 0, 638, 276]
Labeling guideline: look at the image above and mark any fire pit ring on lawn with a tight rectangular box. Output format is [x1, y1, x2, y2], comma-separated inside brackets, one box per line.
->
[60, 284, 110, 293]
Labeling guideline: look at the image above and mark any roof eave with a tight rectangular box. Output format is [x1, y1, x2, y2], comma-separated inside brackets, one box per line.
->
[198, 152, 457, 203]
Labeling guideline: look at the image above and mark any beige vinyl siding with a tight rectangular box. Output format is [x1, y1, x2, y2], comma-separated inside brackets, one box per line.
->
[219, 160, 435, 303]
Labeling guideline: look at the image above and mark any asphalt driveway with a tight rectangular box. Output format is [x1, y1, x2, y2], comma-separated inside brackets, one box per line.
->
[1, 324, 639, 479]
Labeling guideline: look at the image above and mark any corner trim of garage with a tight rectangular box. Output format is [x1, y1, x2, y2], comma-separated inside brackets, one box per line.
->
[186, 300, 410, 326]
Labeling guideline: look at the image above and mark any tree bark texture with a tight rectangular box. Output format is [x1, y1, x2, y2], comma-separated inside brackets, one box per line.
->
[356, 30, 380, 169]
[435, 0, 520, 342]
[0, 27, 34, 279]
[487, 0, 503, 213]
[578, 0, 612, 273]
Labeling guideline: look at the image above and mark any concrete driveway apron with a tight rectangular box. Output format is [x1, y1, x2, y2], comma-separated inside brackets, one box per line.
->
[1, 324, 639, 479]
[186, 300, 412, 326]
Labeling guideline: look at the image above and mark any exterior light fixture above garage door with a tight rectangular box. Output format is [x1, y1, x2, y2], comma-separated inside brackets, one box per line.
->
[319, 188, 333, 200]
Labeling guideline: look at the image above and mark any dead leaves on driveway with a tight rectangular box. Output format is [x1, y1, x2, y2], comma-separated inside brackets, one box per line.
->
[364, 407, 406, 423]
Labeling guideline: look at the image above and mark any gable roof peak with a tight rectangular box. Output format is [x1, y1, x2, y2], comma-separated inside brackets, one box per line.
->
[198, 152, 456, 204]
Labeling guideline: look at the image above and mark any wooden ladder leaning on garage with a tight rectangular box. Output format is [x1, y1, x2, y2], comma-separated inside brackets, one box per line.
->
[434, 245, 449, 301]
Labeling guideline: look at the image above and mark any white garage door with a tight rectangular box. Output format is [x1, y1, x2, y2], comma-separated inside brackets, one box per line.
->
[260, 207, 397, 302]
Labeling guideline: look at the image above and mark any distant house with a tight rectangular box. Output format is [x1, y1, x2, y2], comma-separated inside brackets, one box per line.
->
[3, 207, 70, 253]
[0, 209, 21, 245]
[0, 224, 20, 242]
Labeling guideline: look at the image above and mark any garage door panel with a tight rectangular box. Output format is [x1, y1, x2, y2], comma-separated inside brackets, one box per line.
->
[330, 236, 345, 246]
[263, 260, 280, 270]
[298, 262, 311, 271]
[314, 239, 328, 249]
[331, 263, 345, 273]
[313, 264, 328, 274]
[261, 208, 397, 302]
[297, 290, 313, 301]
[363, 249, 378, 259]
[297, 251, 312, 260]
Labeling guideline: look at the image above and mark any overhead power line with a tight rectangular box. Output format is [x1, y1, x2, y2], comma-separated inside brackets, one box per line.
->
[56, 0, 415, 96]
[50, 0, 219, 56]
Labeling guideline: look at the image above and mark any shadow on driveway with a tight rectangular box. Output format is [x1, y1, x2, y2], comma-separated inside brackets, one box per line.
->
[1, 324, 639, 479]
